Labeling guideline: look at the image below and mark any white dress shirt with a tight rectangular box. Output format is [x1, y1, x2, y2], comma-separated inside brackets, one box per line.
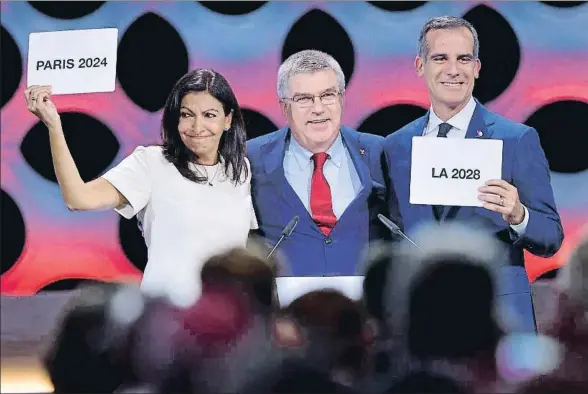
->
[283, 132, 362, 220]
[423, 97, 529, 235]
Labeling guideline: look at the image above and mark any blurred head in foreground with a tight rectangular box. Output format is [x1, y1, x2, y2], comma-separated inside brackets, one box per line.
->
[384, 221, 506, 348]
[165, 246, 304, 393]
[555, 225, 588, 311]
[284, 289, 371, 386]
[43, 282, 145, 393]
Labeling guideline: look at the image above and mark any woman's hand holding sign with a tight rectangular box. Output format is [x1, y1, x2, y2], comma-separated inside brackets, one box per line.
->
[25, 85, 61, 129]
[478, 179, 525, 225]
[23, 84, 125, 212]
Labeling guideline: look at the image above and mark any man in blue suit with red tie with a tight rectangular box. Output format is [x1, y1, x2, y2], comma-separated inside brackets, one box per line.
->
[247, 49, 400, 276]
[383, 16, 564, 332]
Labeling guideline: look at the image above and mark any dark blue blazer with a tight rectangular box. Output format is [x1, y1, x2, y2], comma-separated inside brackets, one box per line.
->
[383, 100, 564, 331]
[247, 126, 400, 276]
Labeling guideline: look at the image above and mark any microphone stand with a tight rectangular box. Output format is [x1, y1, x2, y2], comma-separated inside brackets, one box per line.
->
[267, 235, 284, 260]
[267, 216, 299, 308]
[377, 214, 422, 251]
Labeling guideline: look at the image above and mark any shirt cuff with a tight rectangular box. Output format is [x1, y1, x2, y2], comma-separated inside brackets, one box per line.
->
[510, 204, 529, 235]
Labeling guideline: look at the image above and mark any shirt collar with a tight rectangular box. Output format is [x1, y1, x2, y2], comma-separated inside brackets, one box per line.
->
[286, 131, 345, 170]
[425, 96, 477, 135]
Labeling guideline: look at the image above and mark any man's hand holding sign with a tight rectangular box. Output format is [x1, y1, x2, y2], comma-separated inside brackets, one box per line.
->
[478, 179, 526, 226]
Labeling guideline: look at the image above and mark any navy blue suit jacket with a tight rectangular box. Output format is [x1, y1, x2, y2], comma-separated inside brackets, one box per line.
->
[383, 100, 564, 331]
[247, 126, 400, 276]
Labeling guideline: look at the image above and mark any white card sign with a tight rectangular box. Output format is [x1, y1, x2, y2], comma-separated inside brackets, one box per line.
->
[410, 137, 503, 207]
[275, 276, 364, 307]
[27, 28, 118, 95]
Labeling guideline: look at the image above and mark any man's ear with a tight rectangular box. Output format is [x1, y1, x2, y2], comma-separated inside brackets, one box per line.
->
[271, 316, 304, 348]
[415, 56, 425, 77]
[474, 58, 481, 79]
[279, 100, 289, 118]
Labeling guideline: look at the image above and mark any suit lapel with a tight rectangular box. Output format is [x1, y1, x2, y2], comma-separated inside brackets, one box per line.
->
[464, 100, 494, 140]
[260, 127, 309, 214]
[402, 116, 436, 223]
[340, 126, 370, 193]
[443, 100, 496, 221]
[328, 127, 375, 230]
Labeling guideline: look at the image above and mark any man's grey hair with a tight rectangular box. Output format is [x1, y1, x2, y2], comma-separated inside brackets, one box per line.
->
[277, 49, 346, 99]
[418, 16, 479, 60]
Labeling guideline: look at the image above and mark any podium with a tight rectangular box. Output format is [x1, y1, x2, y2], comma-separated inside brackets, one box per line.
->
[274, 276, 364, 306]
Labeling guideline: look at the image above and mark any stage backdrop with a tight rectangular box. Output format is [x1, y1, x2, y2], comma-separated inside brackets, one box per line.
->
[1, 1, 587, 295]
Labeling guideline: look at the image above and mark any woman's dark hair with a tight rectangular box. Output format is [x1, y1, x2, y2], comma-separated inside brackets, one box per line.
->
[161, 68, 248, 185]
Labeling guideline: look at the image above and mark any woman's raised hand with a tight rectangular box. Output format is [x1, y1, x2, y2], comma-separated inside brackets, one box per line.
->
[25, 85, 61, 128]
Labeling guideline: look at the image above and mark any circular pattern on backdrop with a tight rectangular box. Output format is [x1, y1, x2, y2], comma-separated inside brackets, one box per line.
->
[462, 5, 520, 104]
[0, 1, 583, 293]
[117, 12, 189, 113]
[368, 2, 428, 12]
[535, 269, 559, 280]
[38, 279, 107, 292]
[524, 100, 588, 173]
[1, 25, 22, 109]
[357, 104, 428, 137]
[541, 1, 587, 8]
[27, 1, 105, 19]
[119, 216, 148, 272]
[1, 189, 26, 275]
[198, 1, 267, 15]
[242, 108, 279, 140]
[20, 113, 120, 183]
[282, 9, 355, 87]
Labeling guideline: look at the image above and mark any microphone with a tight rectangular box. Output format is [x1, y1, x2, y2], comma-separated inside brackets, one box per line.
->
[267, 216, 299, 308]
[377, 214, 422, 251]
[267, 216, 299, 259]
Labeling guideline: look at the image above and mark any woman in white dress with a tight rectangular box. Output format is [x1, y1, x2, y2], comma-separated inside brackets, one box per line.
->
[25, 69, 258, 307]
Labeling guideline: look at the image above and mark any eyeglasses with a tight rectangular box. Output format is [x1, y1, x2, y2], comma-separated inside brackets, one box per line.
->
[282, 91, 342, 108]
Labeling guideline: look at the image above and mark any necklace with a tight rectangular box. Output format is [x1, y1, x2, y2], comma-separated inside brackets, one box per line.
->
[205, 163, 220, 186]
[195, 154, 221, 186]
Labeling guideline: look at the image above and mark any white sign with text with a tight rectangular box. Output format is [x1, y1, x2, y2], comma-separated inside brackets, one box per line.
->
[27, 28, 118, 95]
[410, 137, 503, 207]
[275, 276, 364, 306]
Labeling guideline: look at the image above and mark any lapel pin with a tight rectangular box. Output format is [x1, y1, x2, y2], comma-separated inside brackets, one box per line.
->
[359, 148, 365, 155]
[476, 130, 483, 137]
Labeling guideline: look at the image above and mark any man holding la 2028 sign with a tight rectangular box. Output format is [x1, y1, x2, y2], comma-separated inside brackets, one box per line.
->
[383, 16, 563, 332]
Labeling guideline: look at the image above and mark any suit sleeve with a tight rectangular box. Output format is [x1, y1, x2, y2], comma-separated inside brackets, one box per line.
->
[244, 158, 259, 230]
[510, 127, 564, 257]
[245, 141, 263, 237]
[382, 137, 404, 233]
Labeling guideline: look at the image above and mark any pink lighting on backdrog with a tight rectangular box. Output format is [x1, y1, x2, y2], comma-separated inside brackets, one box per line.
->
[1, 1, 586, 296]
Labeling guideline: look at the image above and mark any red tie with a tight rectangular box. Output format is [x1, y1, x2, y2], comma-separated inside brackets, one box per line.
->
[310, 152, 337, 236]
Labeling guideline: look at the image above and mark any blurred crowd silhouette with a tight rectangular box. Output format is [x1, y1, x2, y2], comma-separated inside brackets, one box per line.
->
[42, 222, 588, 393]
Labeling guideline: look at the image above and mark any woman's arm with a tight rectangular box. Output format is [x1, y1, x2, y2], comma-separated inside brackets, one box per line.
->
[26, 85, 127, 211]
